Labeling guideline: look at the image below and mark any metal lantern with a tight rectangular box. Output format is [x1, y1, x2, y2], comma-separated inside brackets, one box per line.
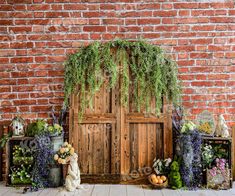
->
[10, 116, 25, 137]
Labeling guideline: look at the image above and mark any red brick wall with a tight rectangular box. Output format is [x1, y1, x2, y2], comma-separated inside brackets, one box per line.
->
[0, 0, 234, 127]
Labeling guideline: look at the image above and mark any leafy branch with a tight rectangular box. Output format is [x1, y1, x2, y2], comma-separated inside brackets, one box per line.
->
[64, 39, 181, 121]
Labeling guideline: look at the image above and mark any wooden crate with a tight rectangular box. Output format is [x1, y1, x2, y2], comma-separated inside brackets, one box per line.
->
[202, 136, 233, 188]
[6, 137, 34, 186]
[69, 81, 172, 184]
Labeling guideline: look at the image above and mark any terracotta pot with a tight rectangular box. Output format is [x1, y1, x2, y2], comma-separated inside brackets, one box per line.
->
[62, 164, 69, 181]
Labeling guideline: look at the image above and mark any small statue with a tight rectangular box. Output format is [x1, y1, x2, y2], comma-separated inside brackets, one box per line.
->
[65, 153, 81, 192]
[215, 114, 230, 138]
[10, 116, 25, 137]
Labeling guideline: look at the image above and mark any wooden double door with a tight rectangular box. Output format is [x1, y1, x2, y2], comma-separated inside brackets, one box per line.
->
[69, 81, 172, 183]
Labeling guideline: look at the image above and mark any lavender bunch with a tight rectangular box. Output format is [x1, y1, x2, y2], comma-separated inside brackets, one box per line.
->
[191, 130, 202, 189]
[180, 134, 193, 188]
[31, 134, 54, 189]
[178, 123, 202, 189]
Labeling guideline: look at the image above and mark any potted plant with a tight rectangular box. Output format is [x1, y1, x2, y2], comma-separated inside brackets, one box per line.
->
[48, 142, 74, 187]
[25, 119, 48, 137]
[54, 142, 75, 180]
[48, 124, 64, 153]
[49, 106, 67, 152]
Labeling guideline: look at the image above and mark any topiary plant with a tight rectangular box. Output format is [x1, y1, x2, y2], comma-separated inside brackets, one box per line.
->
[168, 160, 182, 189]
[25, 119, 48, 137]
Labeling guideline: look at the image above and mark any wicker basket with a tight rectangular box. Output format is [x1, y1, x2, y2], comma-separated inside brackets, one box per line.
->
[148, 174, 168, 189]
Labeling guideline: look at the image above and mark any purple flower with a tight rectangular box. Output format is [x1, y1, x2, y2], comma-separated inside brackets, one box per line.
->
[179, 129, 202, 189]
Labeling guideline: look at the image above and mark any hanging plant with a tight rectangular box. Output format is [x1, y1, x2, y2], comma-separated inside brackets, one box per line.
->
[64, 39, 181, 120]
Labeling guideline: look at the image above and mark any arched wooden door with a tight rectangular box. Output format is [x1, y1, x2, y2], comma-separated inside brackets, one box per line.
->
[69, 79, 172, 183]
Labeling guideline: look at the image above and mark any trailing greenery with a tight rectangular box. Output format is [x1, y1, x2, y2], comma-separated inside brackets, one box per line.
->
[64, 40, 181, 120]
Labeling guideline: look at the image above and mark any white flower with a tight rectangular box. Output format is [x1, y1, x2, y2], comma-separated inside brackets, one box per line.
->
[154, 168, 160, 174]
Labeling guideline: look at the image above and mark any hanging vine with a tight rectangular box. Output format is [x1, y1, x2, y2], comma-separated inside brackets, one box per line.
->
[64, 39, 181, 120]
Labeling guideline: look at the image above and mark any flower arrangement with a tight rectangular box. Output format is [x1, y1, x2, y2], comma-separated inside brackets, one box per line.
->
[152, 158, 172, 175]
[202, 144, 214, 168]
[12, 145, 33, 165]
[209, 158, 227, 177]
[54, 142, 75, 164]
[207, 158, 230, 189]
[9, 145, 34, 185]
[47, 123, 63, 136]
[10, 165, 32, 185]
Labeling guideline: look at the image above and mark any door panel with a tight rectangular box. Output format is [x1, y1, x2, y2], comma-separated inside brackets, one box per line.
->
[129, 123, 163, 177]
[76, 124, 112, 174]
[69, 74, 172, 183]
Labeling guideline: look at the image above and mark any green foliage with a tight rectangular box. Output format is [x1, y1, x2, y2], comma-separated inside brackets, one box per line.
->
[12, 145, 34, 165]
[0, 131, 12, 148]
[64, 39, 181, 120]
[10, 145, 34, 185]
[169, 160, 183, 189]
[202, 143, 229, 168]
[25, 119, 48, 137]
[47, 124, 63, 136]
[10, 165, 32, 185]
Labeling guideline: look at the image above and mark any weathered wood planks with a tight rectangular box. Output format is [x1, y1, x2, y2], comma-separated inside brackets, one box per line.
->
[69, 68, 172, 184]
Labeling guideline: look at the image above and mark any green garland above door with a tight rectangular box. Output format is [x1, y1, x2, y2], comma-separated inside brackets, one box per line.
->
[63, 39, 181, 120]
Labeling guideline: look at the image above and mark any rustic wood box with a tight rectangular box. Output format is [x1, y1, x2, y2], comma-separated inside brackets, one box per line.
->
[6, 137, 34, 186]
[202, 136, 233, 189]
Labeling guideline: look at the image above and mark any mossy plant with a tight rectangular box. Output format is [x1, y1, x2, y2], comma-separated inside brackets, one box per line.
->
[64, 39, 181, 121]
[168, 160, 182, 189]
